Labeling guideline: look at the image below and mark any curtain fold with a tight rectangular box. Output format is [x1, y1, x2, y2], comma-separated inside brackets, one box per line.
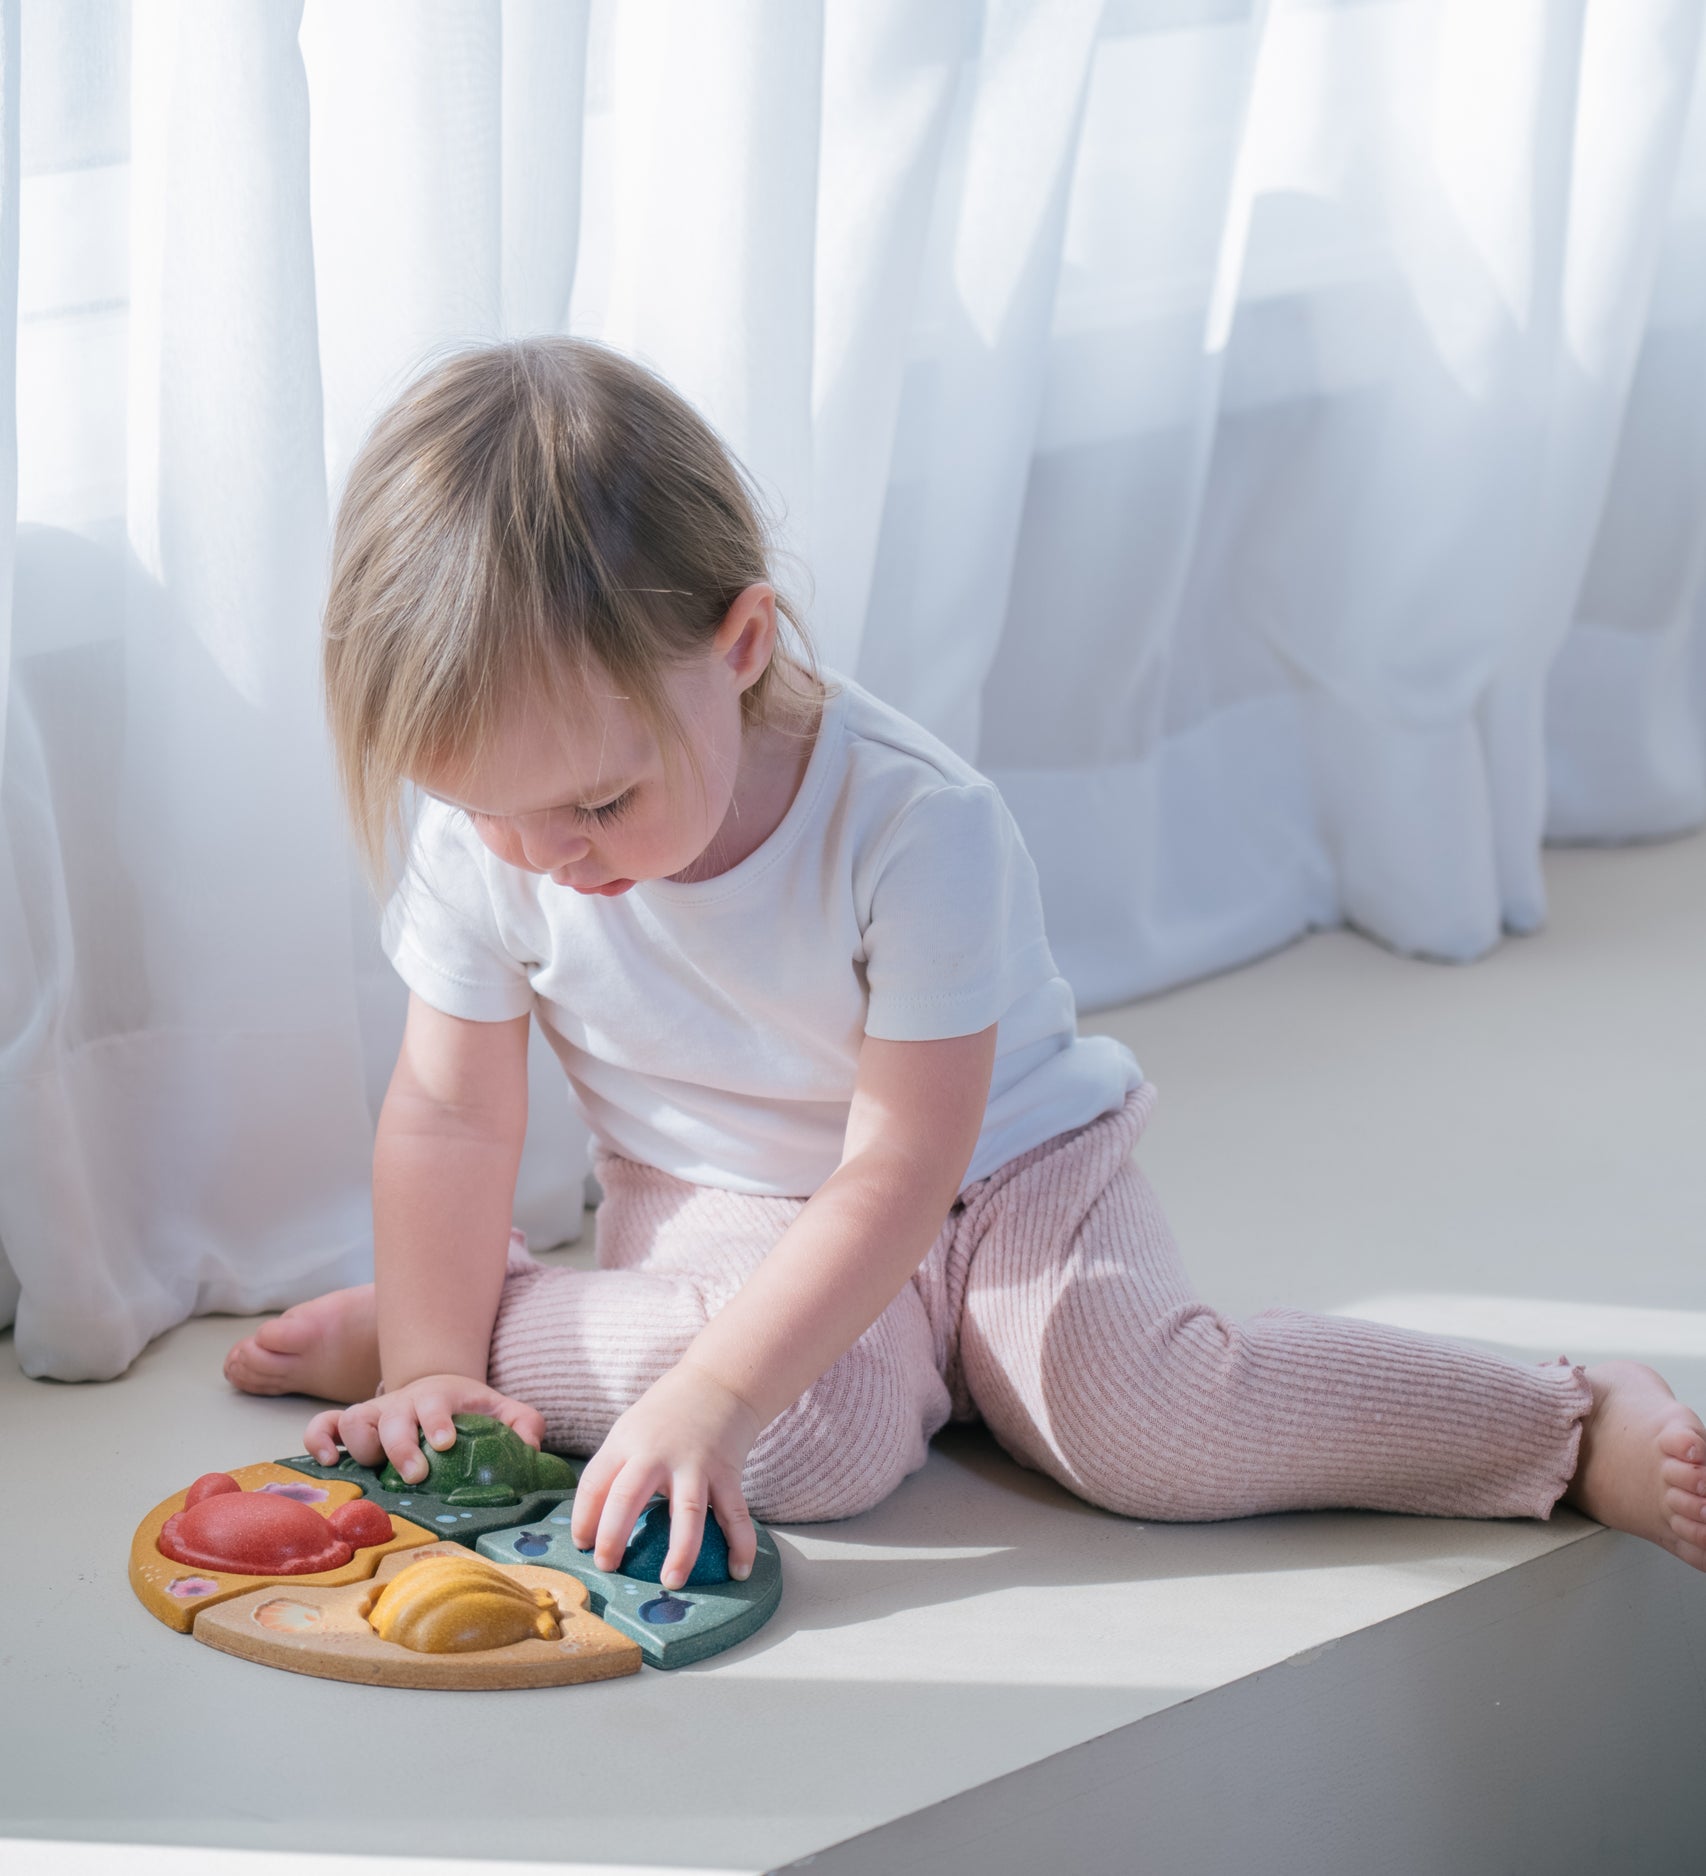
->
[6, 0, 1705, 1379]
[853, 0, 1106, 757]
[0, 0, 22, 1334]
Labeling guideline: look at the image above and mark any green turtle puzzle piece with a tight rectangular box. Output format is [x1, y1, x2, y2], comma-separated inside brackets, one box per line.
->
[478, 1504, 783, 1670]
[276, 1413, 579, 1547]
[372, 1412, 577, 1502]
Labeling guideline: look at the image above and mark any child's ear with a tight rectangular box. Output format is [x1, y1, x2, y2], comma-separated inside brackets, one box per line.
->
[718, 583, 777, 688]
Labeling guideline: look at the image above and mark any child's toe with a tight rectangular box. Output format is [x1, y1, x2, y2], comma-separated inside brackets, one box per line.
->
[1670, 1505, 1706, 1543]
[254, 1307, 318, 1356]
[1665, 1533, 1706, 1572]
[224, 1336, 298, 1395]
[1665, 1485, 1706, 1523]
[1659, 1456, 1706, 1494]
[1658, 1415, 1706, 1464]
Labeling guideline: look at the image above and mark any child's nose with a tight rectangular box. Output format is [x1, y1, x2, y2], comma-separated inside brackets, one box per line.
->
[518, 815, 590, 872]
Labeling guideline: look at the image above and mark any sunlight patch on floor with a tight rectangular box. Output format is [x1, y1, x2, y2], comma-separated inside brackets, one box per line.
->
[711, 1540, 1582, 1689]
[1329, 1294, 1706, 1359]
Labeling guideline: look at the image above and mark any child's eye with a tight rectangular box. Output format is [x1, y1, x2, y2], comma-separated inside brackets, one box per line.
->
[576, 789, 635, 826]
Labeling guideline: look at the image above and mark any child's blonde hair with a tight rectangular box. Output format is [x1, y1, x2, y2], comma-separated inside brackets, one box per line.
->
[323, 336, 827, 890]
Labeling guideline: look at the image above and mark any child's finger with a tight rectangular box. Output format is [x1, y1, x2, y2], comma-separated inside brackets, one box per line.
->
[304, 1408, 343, 1466]
[569, 1449, 616, 1552]
[412, 1393, 458, 1455]
[491, 1397, 546, 1450]
[711, 1485, 757, 1583]
[593, 1469, 662, 1575]
[337, 1406, 387, 1471]
[660, 1477, 710, 1592]
[377, 1405, 431, 1484]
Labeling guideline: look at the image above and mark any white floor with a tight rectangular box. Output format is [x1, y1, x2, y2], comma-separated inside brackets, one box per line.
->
[4, 831, 1704, 1875]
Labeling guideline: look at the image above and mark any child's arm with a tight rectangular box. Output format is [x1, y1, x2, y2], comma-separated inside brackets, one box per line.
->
[303, 993, 538, 1482]
[571, 1021, 1000, 1587]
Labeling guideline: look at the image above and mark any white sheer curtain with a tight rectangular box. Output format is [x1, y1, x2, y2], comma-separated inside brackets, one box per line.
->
[5, 0, 1704, 1380]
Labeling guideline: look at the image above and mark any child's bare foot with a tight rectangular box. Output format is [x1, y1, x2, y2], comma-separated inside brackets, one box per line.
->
[223, 1285, 381, 1406]
[1562, 1359, 1706, 1570]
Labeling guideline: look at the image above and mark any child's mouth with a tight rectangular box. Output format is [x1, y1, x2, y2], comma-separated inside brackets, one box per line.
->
[568, 878, 634, 896]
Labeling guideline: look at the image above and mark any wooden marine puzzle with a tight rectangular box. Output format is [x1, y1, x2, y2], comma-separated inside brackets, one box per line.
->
[129, 1412, 783, 1686]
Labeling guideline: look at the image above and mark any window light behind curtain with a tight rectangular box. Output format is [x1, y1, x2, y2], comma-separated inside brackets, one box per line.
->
[4, 0, 1705, 1379]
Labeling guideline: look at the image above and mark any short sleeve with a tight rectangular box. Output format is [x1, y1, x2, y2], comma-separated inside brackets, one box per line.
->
[380, 799, 535, 1022]
[861, 782, 1057, 1042]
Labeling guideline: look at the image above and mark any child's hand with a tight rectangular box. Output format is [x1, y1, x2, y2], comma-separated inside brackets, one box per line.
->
[570, 1360, 763, 1591]
[303, 1375, 546, 1485]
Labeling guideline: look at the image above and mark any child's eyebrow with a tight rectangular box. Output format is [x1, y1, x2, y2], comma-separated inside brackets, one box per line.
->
[423, 778, 638, 816]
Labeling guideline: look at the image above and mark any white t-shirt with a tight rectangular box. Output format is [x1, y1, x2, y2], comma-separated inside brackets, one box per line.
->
[382, 669, 1144, 1196]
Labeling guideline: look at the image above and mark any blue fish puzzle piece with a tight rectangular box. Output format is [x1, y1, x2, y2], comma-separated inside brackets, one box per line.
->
[619, 1499, 731, 1586]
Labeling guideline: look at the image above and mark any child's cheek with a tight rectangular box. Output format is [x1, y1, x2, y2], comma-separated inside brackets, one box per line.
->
[472, 818, 525, 870]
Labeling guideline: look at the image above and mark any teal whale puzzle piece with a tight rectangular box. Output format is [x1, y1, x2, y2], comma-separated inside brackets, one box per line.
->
[276, 1415, 579, 1549]
[620, 1499, 732, 1586]
[478, 1504, 783, 1669]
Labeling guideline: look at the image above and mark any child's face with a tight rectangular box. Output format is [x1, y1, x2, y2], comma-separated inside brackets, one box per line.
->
[412, 589, 772, 896]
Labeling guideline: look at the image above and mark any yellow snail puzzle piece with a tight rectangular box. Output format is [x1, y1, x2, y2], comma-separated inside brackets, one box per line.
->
[191, 1543, 643, 1689]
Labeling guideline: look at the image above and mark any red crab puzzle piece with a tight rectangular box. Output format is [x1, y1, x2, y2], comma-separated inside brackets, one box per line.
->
[159, 1472, 394, 1575]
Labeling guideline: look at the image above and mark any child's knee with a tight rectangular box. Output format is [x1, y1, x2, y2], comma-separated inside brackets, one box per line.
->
[743, 1443, 913, 1523]
[999, 1306, 1250, 1522]
[1049, 1431, 1217, 1522]
[741, 1346, 951, 1523]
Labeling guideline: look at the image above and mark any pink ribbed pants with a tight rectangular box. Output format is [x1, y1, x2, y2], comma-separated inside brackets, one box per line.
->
[488, 1084, 1591, 1525]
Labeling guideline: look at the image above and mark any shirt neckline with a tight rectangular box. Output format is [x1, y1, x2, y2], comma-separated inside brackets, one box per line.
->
[633, 673, 849, 906]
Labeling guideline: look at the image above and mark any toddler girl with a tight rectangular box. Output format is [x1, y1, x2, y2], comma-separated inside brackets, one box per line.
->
[225, 336, 1706, 1597]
